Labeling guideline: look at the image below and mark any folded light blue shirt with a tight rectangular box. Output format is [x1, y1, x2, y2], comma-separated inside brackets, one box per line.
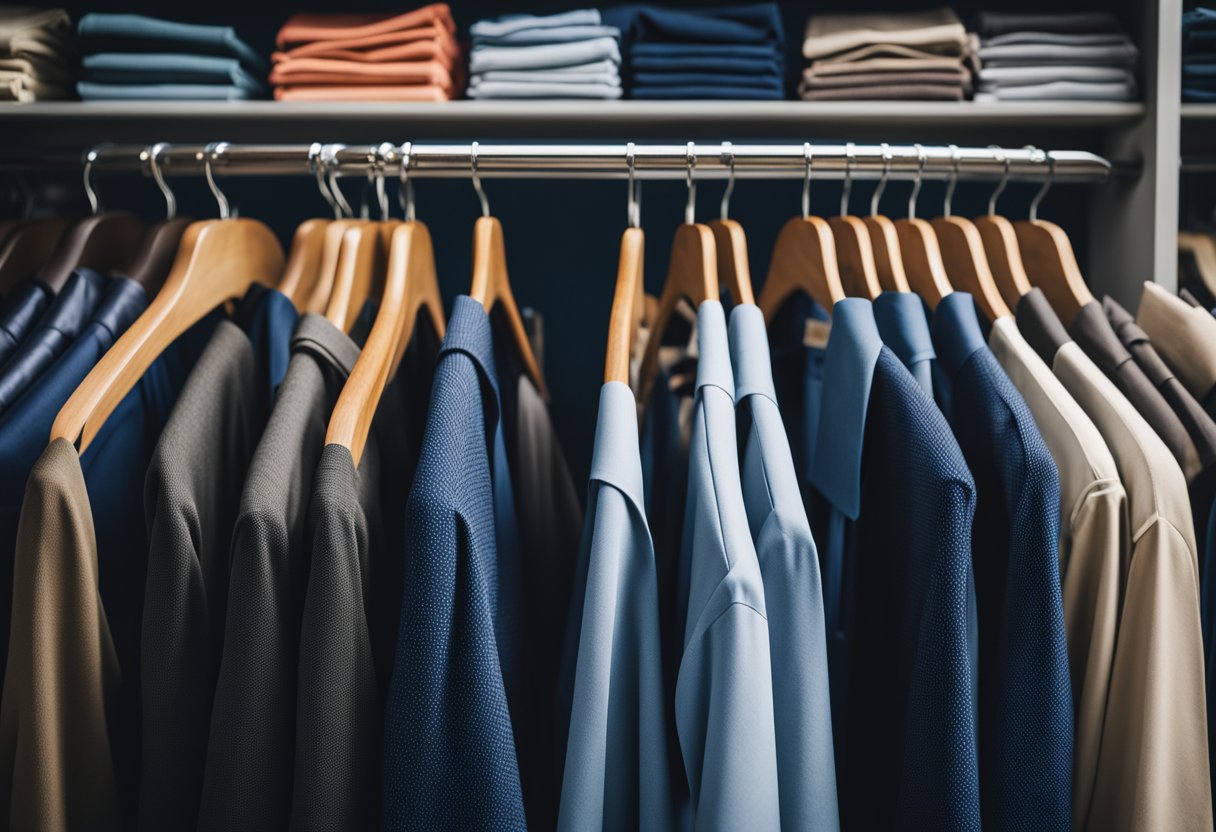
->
[556, 381, 675, 832]
[82, 53, 267, 94]
[474, 24, 620, 47]
[77, 81, 262, 101]
[729, 304, 840, 832]
[470, 37, 621, 73]
[675, 300, 780, 830]
[471, 9, 602, 40]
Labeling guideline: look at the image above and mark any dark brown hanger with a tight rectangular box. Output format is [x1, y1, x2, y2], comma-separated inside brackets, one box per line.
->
[758, 144, 846, 320]
[0, 218, 71, 295]
[123, 144, 191, 294]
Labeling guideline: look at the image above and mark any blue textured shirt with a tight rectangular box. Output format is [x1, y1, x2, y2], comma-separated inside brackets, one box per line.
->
[930, 293, 1073, 830]
[805, 298, 981, 831]
[729, 303, 839, 831]
[383, 295, 526, 831]
[0, 268, 107, 414]
[0, 281, 51, 366]
[557, 381, 674, 831]
[676, 300, 780, 830]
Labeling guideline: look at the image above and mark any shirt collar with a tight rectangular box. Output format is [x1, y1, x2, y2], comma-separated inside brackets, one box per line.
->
[728, 303, 777, 404]
[290, 312, 362, 376]
[873, 290, 936, 369]
[590, 381, 646, 515]
[1068, 299, 1133, 375]
[694, 300, 735, 402]
[930, 291, 986, 376]
[810, 297, 882, 520]
[1015, 287, 1071, 366]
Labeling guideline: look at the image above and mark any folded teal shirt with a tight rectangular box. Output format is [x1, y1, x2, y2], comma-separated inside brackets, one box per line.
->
[82, 52, 267, 94]
[77, 13, 267, 74]
[78, 81, 263, 100]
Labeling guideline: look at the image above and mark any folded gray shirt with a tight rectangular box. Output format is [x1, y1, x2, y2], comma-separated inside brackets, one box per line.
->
[978, 42, 1139, 67]
[984, 31, 1134, 48]
[472, 67, 620, 85]
[975, 79, 1137, 101]
[473, 24, 619, 47]
[978, 64, 1134, 86]
[471, 9, 601, 39]
[467, 79, 623, 99]
[469, 37, 621, 73]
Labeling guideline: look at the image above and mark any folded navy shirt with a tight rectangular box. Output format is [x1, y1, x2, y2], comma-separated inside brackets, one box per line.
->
[633, 70, 780, 88]
[631, 84, 783, 99]
[631, 54, 782, 75]
[77, 13, 268, 75]
[605, 3, 783, 46]
[0, 268, 107, 415]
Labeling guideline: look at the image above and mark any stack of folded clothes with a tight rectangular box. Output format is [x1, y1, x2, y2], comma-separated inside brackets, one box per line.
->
[1183, 8, 1216, 102]
[0, 7, 74, 102]
[467, 10, 621, 100]
[799, 9, 976, 101]
[76, 13, 268, 101]
[975, 12, 1138, 102]
[604, 3, 784, 100]
[272, 5, 461, 102]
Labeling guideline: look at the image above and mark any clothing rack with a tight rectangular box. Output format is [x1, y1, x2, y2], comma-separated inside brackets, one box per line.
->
[4, 141, 1112, 183]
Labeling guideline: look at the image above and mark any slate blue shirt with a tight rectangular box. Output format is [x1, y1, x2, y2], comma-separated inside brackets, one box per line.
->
[873, 291, 936, 399]
[729, 303, 839, 831]
[0, 281, 51, 365]
[807, 298, 981, 831]
[556, 381, 674, 832]
[383, 295, 527, 831]
[0, 276, 147, 688]
[675, 300, 780, 831]
[930, 293, 1073, 830]
[0, 268, 107, 414]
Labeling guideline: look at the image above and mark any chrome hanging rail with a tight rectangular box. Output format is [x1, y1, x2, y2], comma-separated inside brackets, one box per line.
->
[5, 141, 1112, 183]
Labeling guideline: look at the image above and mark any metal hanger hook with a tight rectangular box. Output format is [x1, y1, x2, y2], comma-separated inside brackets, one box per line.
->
[943, 144, 960, 218]
[841, 141, 855, 217]
[309, 142, 340, 219]
[369, 142, 391, 221]
[82, 145, 102, 215]
[202, 142, 231, 220]
[684, 142, 697, 225]
[719, 141, 735, 221]
[802, 142, 813, 220]
[908, 143, 927, 220]
[146, 142, 176, 219]
[625, 142, 641, 229]
[987, 145, 1010, 217]
[323, 144, 353, 219]
[399, 141, 416, 222]
[870, 142, 891, 218]
[471, 141, 490, 218]
[1029, 149, 1055, 223]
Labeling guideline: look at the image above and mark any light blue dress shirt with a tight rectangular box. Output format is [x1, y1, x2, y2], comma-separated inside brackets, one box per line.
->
[676, 300, 780, 831]
[557, 381, 674, 832]
[729, 304, 840, 831]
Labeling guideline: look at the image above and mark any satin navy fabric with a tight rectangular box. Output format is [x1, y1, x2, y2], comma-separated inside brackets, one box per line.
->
[0, 268, 107, 415]
[0, 281, 51, 366]
[930, 292, 1073, 830]
[383, 296, 527, 831]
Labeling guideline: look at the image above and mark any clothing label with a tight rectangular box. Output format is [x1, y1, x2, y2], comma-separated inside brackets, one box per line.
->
[804, 319, 832, 349]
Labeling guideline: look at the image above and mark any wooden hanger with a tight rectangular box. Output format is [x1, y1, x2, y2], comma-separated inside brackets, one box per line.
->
[894, 146, 952, 309]
[467, 147, 549, 399]
[859, 144, 909, 292]
[326, 216, 445, 467]
[276, 219, 329, 311]
[706, 149, 755, 305]
[0, 217, 71, 295]
[973, 151, 1032, 307]
[828, 148, 881, 299]
[326, 220, 396, 333]
[1179, 231, 1216, 302]
[606, 156, 646, 386]
[929, 151, 1010, 321]
[305, 218, 360, 314]
[51, 150, 285, 453]
[1014, 153, 1092, 327]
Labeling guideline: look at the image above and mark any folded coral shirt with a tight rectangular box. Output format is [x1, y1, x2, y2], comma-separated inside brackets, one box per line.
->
[802, 9, 968, 60]
[83, 53, 268, 94]
[273, 34, 459, 67]
[470, 38, 620, 73]
[276, 6, 455, 49]
[274, 84, 449, 102]
[77, 13, 267, 74]
[270, 57, 452, 88]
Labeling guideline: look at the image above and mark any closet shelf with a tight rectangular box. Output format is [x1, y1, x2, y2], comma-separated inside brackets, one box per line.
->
[0, 100, 1146, 144]
[1183, 104, 1216, 120]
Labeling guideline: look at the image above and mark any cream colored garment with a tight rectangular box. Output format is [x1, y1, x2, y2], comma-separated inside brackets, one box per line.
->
[989, 317, 1127, 830]
[802, 8, 968, 60]
[1051, 342, 1212, 832]
[1136, 281, 1216, 404]
[0, 439, 121, 832]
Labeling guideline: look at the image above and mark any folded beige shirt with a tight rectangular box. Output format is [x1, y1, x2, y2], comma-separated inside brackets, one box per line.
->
[802, 8, 968, 60]
[805, 53, 968, 76]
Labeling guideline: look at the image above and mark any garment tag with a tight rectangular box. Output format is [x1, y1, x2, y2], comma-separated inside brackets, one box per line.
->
[803, 319, 832, 350]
